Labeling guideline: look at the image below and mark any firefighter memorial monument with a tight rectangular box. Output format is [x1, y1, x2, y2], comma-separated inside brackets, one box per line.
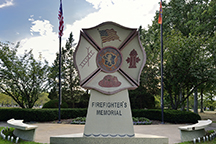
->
[50, 21, 168, 144]
[74, 21, 145, 137]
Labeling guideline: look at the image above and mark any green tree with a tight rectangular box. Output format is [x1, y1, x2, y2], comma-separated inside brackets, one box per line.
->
[49, 32, 82, 108]
[48, 86, 58, 100]
[163, 30, 215, 110]
[139, 0, 216, 109]
[138, 0, 216, 110]
[128, 26, 160, 109]
[0, 42, 50, 108]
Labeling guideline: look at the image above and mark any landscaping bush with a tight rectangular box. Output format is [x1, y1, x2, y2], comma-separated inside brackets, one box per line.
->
[42, 99, 68, 108]
[132, 109, 201, 123]
[0, 108, 200, 123]
[70, 117, 152, 125]
[0, 108, 87, 122]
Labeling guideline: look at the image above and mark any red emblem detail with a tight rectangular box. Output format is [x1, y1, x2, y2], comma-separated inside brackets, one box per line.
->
[99, 75, 121, 87]
[126, 49, 140, 68]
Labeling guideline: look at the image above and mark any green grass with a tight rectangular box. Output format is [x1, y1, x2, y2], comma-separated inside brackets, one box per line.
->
[0, 93, 16, 106]
[179, 138, 216, 144]
[178, 130, 216, 144]
[0, 92, 50, 108]
[0, 127, 43, 144]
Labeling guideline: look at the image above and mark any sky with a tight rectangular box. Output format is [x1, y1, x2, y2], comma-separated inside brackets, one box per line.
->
[0, 0, 166, 65]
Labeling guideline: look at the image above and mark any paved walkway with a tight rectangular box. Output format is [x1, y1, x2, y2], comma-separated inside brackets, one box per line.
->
[1, 122, 216, 144]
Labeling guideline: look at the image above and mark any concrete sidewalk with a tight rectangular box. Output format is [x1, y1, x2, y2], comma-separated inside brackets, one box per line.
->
[34, 123, 184, 144]
[1, 122, 216, 144]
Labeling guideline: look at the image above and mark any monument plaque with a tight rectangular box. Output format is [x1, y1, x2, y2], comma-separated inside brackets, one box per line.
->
[74, 21, 146, 137]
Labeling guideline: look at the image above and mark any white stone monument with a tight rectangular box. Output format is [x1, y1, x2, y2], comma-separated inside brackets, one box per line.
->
[74, 21, 146, 137]
[50, 21, 168, 144]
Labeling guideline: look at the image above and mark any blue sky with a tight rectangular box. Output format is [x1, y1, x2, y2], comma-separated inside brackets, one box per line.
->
[0, 0, 165, 64]
[0, 0, 96, 42]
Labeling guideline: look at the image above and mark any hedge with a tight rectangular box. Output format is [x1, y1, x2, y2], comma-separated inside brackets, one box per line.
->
[42, 99, 68, 108]
[0, 108, 87, 122]
[0, 108, 201, 123]
[132, 109, 201, 124]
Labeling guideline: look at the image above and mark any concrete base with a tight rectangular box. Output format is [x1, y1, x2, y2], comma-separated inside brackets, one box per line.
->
[50, 133, 168, 144]
[13, 128, 36, 141]
[179, 129, 205, 142]
[84, 90, 134, 137]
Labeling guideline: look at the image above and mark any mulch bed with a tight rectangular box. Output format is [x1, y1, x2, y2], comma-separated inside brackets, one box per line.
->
[50, 119, 168, 125]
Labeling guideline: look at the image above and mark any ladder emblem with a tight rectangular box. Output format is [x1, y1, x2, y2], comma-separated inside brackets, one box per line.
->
[79, 47, 95, 68]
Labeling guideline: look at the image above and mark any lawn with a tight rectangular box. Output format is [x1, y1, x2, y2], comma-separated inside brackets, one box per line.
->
[199, 111, 216, 122]
[0, 127, 42, 144]
[179, 138, 216, 144]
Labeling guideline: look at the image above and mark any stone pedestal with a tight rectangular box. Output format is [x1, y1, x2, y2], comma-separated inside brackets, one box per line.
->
[50, 133, 168, 144]
[179, 129, 205, 142]
[84, 89, 134, 137]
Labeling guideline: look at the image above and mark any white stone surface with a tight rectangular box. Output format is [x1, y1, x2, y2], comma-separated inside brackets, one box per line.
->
[84, 89, 134, 137]
[50, 133, 168, 144]
[179, 119, 212, 131]
[7, 118, 37, 141]
[178, 119, 212, 142]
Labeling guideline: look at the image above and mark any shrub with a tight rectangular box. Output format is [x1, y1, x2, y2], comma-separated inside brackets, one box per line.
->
[42, 99, 68, 108]
[0, 108, 87, 122]
[132, 109, 201, 123]
[70, 117, 152, 125]
[0, 108, 200, 123]
[132, 117, 152, 125]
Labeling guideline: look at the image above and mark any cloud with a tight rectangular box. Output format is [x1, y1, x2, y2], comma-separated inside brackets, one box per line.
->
[66, 0, 163, 42]
[28, 18, 34, 22]
[0, 0, 14, 9]
[18, 19, 58, 65]
[30, 20, 54, 36]
[28, 15, 35, 22]
[17, 0, 169, 65]
[85, 0, 114, 9]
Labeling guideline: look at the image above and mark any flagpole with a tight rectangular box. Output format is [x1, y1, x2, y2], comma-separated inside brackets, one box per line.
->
[159, 0, 164, 124]
[58, 0, 64, 124]
[58, 36, 62, 123]
[160, 21, 164, 124]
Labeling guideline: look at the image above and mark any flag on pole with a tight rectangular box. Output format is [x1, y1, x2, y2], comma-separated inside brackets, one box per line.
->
[158, 2, 162, 24]
[58, 0, 64, 37]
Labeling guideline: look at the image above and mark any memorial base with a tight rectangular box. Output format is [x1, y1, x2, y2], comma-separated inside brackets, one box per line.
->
[50, 133, 168, 144]
[84, 89, 134, 137]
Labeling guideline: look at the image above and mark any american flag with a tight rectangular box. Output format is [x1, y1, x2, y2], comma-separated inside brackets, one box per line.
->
[58, 0, 64, 37]
[99, 29, 121, 43]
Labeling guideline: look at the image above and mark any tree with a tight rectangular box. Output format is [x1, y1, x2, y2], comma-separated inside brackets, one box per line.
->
[129, 69, 158, 109]
[0, 42, 50, 108]
[49, 32, 82, 108]
[48, 86, 58, 100]
[204, 90, 216, 111]
[138, 0, 216, 110]
[163, 30, 215, 110]
[128, 26, 160, 109]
